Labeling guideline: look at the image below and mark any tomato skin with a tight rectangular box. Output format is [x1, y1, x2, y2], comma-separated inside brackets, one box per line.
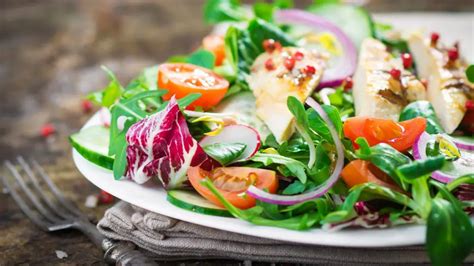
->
[202, 35, 226, 66]
[158, 63, 229, 110]
[187, 166, 278, 209]
[341, 160, 400, 191]
[343, 117, 426, 151]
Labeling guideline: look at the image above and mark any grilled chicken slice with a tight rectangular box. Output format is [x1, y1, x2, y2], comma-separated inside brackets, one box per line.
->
[408, 33, 473, 133]
[247, 47, 325, 143]
[353, 38, 426, 121]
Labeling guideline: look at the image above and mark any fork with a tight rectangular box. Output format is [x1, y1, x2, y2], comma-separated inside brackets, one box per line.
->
[1, 156, 157, 266]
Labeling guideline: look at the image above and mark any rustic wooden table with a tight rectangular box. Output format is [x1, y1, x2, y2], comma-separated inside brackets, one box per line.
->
[0, 0, 472, 265]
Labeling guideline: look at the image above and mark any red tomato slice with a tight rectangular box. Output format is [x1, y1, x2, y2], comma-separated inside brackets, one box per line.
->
[202, 35, 226, 66]
[158, 63, 229, 110]
[341, 160, 401, 191]
[187, 166, 278, 209]
[343, 117, 426, 151]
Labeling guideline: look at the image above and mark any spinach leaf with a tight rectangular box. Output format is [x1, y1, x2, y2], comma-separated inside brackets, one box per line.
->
[426, 198, 474, 266]
[399, 101, 444, 134]
[355, 138, 411, 190]
[250, 152, 307, 183]
[203, 0, 248, 24]
[202, 142, 246, 165]
[186, 49, 216, 69]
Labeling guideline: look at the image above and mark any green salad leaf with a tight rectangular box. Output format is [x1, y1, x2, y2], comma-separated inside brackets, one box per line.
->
[202, 142, 246, 165]
[203, 0, 248, 24]
[186, 49, 216, 69]
[426, 198, 474, 266]
[87, 66, 124, 107]
[399, 101, 444, 134]
[250, 152, 308, 184]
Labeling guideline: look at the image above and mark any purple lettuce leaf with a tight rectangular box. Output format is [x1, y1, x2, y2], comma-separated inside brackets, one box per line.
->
[125, 97, 213, 189]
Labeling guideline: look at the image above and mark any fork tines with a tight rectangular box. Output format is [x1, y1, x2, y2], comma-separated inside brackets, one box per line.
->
[1, 156, 85, 231]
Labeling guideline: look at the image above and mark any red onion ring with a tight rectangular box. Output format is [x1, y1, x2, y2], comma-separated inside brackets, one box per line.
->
[246, 98, 344, 205]
[275, 9, 357, 88]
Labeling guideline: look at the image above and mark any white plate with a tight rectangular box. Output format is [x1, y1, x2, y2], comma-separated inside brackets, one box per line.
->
[72, 110, 426, 247]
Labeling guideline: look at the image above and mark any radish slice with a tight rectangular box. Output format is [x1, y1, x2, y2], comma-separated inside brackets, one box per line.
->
[199, 125, 261, 162]
[413, 132, 474, 183]
[246, 98, 345, 205]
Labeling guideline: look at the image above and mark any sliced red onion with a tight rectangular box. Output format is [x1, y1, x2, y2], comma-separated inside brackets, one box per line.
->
[451, 137, 474, 151]
[246, 98, 344, 205]
[413, 132, 458, 183]
[275, 9, 357, 89]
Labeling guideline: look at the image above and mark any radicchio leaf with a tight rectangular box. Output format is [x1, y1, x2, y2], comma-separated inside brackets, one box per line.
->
[125, 97, 212, 189]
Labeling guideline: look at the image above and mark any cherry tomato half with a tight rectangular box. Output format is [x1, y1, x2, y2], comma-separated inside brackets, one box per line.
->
[187, 166, 278, 209]
[341, 160, 401, 191]
[343, 117, 426, 151]
[158, 63, 229, 110]
[202, 35, 226, 66]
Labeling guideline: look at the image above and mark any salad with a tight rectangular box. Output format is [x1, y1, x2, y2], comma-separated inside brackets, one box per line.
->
[70, 1, 474, 265]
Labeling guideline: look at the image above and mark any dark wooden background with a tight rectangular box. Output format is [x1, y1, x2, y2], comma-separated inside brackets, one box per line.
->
[0, 0, 472, 265]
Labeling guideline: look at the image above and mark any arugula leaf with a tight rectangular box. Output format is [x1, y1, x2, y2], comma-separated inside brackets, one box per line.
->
[202, 178, 321, 230]
[186, 49, 216, 69]
[202, 143, 246, 165]
[355, 138, 411, 191]
[307, 105, 343, 143]
[410, 176, 432, 219]
[113, 141, 128, 180]
[87, 66, 124, 107]
[274, 0, 293, 8]
[203, 0, 248, 24]
[399, 101, 444, 134]
[445, 174, 474, 191]
[323, 183, 415, 224]
[426, 198, 474, 266]
[250, 152, 307, 183]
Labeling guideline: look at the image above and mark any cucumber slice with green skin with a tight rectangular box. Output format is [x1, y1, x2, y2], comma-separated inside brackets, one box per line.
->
[308, 3, 375, 50]
[69, 126, 114, 170]
[167, 190, 232, 217]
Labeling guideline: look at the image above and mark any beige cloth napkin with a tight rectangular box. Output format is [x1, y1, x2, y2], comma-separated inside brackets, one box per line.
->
[97, 201, 473, 264]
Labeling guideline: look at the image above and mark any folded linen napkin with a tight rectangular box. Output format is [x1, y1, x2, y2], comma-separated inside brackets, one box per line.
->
[97, 201, 473, 264]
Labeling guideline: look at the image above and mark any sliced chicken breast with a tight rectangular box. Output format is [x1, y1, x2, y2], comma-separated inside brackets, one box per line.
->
[247, 47, 325, 143]
[353, 38, 426, 121]
[408, 33, 473, 133]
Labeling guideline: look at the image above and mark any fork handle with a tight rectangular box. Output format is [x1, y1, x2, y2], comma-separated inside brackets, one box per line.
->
[102, 239, 157, 266]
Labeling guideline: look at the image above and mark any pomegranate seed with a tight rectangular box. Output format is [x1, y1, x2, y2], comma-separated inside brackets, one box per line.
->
[430, 32, 440, 45]
[40, 124, 55, 138]
[390, 68, 401, 80]
[99, 190, 114, 204]
[262, 39, 281, 53]
[466, 100, 474, 110]
[284, 57, 295, 70]
[304, 65, 316, 75]
[343, 77, 353, 90]
[81, 99, 93, 113]
[401, 53, 413, 69]
[294, 51, 304, 61]
[264, 58, 275, 71]
[447, 48, 459, 61]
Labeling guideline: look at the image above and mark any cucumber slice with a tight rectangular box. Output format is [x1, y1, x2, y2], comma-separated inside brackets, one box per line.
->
[308, 4, 375, 50]
[167, 190, 231, 217]
[69, 126, 114, 170]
